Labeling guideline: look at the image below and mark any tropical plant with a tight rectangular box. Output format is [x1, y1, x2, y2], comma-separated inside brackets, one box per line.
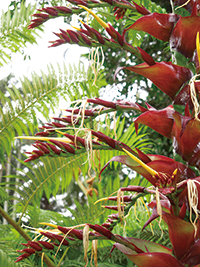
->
[4, 0, 200, 266]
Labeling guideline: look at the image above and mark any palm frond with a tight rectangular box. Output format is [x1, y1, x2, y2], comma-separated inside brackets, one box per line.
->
[0, 3, 42, 66]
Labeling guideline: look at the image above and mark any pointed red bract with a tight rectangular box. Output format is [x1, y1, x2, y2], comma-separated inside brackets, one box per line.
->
[170, 16, 200, 58]
[132, 1, 151, 15]
[124, 252, 185, 267]
[114, 239, 183, 267]
[120, 236, 172, 254]
[163, 213, 196, 260]
[181, 239, 200, 266]
[143, 199, 171, 229]
[172, 114, 200, 161]
[117, 62, 192, 99]
[101, 153, 196, 186]
[134, 105, 174, 138]
[174, 81, 200, 110]
[124, 13, 179, 42]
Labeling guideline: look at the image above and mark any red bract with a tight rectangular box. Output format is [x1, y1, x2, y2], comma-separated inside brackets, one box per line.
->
[170, 16, 200, 58]
[101, 151, 196, 187]
[114, 237, 179, 267]
[114, 246, 183, 267]
[163, 213, 197, 260]
[134, 105, 175, 138]
[173, 81, 200, 109]
[113, 214, 200, 266]
[117, 62, 192, 99]
[123, 13, 179, 42]
[172, 114, 200, 161]
[132, 1, 151, 15]
[123, 2, 200, 59]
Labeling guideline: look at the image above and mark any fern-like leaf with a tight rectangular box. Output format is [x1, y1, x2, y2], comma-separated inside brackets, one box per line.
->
[0, 3, 42, 66]
[5, 154, 87, 223]
[0, 249, 30, 267]
[0, 63, 98, 161]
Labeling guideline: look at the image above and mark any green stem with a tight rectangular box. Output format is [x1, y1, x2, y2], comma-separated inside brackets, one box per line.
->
[0, 206, 56, 267]
[0, 206, 30, 241]
[172, 195, 180, 217]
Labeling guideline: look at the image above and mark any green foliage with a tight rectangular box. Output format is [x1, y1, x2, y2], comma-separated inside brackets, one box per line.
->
[5, 155, 87, 220]
[0, 249, 28, 267]
[0, 3, 42, 66]
[0, 63, 100, 162]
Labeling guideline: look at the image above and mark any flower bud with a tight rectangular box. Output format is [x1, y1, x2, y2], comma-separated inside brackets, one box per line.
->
[32, 150, 44, 157]
[47, 144, 61, 155]
[108, 195, 132, 202]
[35, 131, 50, 137]
[88, 224, 113, 239]
[108, 213, 119, 220]
[51, 122, 66, 128]
[27, 241, 42, 251]
[49, 39, 65, 47]
[54, 6, 72, 14]
[37, 241, 54, 249]
[87, 98, 116, 108]
[83, 24, 105, 44]
[57, 226, 84, 240]
[91, 131, 116, 148]
[43, 7, 58, 16]
[104, 205, 119, 211]
[65, 108, 95, 116]
[32, 13, 49, 19]
[24, 154, 39, 162]
[121, 185, 145, 192]
[15, 253, 30, 262]
[34, 143, 50, 154]
[17, 248, 35, 255]
[49, 140, 75, 154]
[67, 30, 80, 43]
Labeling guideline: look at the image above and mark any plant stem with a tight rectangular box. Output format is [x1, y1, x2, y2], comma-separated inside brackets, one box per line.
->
[0, 206, 56, 267]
